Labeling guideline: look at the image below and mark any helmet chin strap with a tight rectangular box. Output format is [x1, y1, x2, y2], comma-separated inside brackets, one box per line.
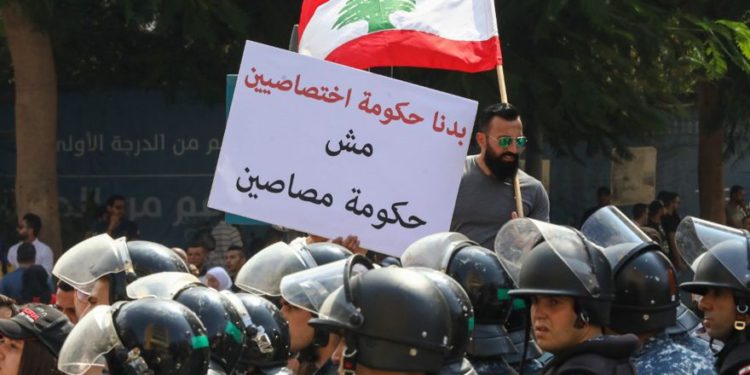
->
[342, 334, 358, 375]
[735, 300, 748, 331]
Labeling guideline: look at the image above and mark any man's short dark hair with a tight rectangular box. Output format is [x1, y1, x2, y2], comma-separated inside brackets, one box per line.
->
[632, 203, 648, 220]
[730, 185, 744, 197]
[656, 191, 678, 206]
[188, 233, 215, 252]
[477, 103, 521, 133]
[227, 245, 247, 258]
[106, 195, 126, 207]
[648, 200, 664, 217]
[22, 213, 42, 236]
[17, 243, 36, 264]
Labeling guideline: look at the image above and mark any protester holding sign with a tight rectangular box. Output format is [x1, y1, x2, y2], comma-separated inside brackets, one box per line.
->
[451, 103, 549, 249]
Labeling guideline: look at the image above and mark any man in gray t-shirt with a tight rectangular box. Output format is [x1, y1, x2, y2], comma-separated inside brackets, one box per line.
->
[451, 103, 549, 249]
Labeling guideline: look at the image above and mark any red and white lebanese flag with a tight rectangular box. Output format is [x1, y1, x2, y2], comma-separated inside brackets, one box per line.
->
[298, 0, 501, 73]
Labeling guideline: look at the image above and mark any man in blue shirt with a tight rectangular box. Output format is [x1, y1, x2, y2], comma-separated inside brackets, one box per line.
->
[0, 242, 35, 301]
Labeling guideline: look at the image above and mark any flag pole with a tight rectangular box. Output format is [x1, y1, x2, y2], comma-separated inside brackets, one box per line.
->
[496, 64, 523, 218]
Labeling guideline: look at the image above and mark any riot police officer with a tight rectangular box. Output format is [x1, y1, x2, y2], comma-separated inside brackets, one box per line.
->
[236, 241, 351, 375]
[127, 272, 246, 374]
[52, 234, 134, 319]
[681, 231, 750, 375]
[221, 291, 295, 375]
[403, 232, 521, 375]
[278, 256, 365, 375]
[58, 299, 210, 375]
[502, 220, 638, 374]
[309, 267, 454, 375]
[412, 267, 479, 375]
[582, 205, 715, 374]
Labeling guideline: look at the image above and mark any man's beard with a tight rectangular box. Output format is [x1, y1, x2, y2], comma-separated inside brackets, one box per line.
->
[484, 146, 519, 181]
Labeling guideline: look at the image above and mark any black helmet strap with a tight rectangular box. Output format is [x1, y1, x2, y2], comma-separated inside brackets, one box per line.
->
[342, 333, 358, 375]
[573, 302, 590, 329]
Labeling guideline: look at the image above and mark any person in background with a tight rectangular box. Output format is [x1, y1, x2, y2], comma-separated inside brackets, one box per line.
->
[225, 245, 247, 285]
[658, 191, 685, 269]
[208, 218, 243, 269]
[0, 243, 35, 302]
[91, 195, 139, 240]
[742, 215, 750, 231]
[646, 200, 667, 247]
[204, 266, 233, 291]
[725, 185, 747, 228]
[7, 213, 53, 274]
[21, 265, 53, 304]
[186, 236, 214, 278]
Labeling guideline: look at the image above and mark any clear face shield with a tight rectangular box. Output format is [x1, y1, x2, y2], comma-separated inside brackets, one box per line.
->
[496, 218, 606, 296]
[581, 205, 656, 268]
[235, 242, 315, 297]
[675, 216, 747, 267]
[280, 257, 371, 315]
[581, 205, 653, 248]
[126, 272, 201, 299]
[400, 232, 476, 271]
[52, 234, 133, 294]
[58, 305, 120, 375]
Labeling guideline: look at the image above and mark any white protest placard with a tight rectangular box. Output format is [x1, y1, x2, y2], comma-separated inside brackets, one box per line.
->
[208, 41, 477, 256]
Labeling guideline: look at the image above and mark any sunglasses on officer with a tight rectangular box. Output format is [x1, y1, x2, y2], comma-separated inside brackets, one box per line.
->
[489, 135, 528, 148]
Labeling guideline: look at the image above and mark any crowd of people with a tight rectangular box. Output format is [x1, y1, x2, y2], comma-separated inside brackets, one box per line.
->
[0, 103, 747, 375]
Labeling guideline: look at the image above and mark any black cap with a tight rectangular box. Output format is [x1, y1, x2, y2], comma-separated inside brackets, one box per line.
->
[0, 303, 72, 356]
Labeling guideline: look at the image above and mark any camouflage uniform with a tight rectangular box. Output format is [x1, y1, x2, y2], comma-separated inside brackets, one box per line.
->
[671, 331, 717, 373]
[634, 333, 715, 375]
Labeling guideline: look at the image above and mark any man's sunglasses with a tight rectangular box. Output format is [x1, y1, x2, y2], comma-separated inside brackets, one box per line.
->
[491, 136, 528, 148]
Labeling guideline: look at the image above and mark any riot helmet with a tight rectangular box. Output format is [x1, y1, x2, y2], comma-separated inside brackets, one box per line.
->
[58, 299, 210, 375]
[411, 267, 474, 367]
[280, 255, 372, 362]
[235, 242, 317, 297]
[581, 206, 680, 333]
[302, 242, 353, 266]
[503, 220, 614, 327]
[127, 272, 245, 373]
[127, 240, 190, 279]
[234, 292, 293, 371]
[675, 216, 747, 268]
[402, 232, 516, 325]
[681, 238, 750, 302]
[52, 234, 133, 302]
[309, 267, 452, 373]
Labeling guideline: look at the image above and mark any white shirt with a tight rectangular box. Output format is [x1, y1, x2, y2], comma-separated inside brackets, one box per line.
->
[7, 238, 54, 274]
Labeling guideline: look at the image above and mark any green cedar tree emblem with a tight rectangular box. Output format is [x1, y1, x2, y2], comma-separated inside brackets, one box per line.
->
[333, 0, 417, 33]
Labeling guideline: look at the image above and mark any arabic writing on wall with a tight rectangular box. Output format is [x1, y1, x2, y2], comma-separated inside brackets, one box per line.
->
[56, 132, 222, 157]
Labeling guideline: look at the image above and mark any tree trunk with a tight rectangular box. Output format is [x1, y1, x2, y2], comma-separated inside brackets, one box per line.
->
[1, 1, 62, 257]
[696, 81, 724, 224]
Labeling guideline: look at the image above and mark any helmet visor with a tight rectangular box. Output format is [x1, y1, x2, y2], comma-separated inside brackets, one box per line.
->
[235, 242, 311, 296]
[52, 234, 133, 294]
[281, 258, 370, 315]
[494, 218, 582, 284]
[675, 216, 746, 267]
[58, 305, 120, 375]
[126, 272, 201, 299]
[401, 232, 475, 271]
[581, 205, 652, 248]
[311, 285, 359, 331]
